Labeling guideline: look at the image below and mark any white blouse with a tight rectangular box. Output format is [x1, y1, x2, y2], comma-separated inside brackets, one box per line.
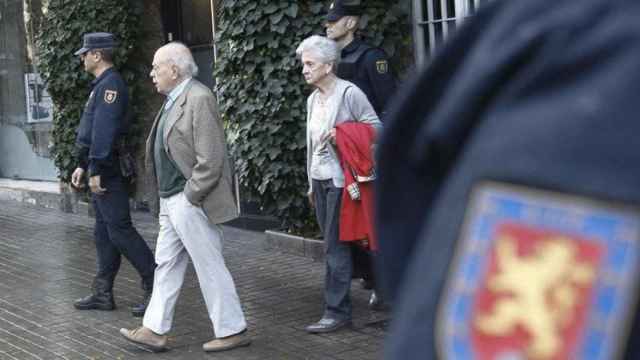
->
[309, 96, 341, 181]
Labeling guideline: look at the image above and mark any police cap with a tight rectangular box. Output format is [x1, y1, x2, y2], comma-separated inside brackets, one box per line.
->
[74, 32, 118, 56]
[326, 0, 363, 22]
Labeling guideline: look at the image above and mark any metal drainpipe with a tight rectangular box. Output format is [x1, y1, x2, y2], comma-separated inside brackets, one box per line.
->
[210, 0, 217, 64]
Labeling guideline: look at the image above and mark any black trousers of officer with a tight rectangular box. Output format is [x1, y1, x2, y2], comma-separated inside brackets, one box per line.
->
[92, 173, 155, 289]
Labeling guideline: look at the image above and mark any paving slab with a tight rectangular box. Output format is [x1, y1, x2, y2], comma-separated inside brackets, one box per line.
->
[0, 200, 387, 359]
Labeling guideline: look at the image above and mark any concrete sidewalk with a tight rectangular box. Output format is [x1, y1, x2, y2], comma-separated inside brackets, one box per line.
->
[0, 200, 387, 359]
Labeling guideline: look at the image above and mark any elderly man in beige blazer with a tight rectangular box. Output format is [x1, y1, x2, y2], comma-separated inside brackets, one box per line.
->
[120, 42, 250, 353]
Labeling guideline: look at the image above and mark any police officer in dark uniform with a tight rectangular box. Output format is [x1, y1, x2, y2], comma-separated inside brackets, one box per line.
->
[376, 0, 640, 358]
[325, 0, 397, 310]
[325, 0, 397, 121]
[71, 32, 156, 318]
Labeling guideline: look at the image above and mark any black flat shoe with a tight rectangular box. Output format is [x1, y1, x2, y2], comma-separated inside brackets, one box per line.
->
[305, 317, 351, 334]
[73, 293, 115, 311]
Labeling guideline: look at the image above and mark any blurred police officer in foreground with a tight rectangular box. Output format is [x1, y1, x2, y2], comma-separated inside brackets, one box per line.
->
[377, 0, 640, 359]
[325, 0, 397, 311]
[71, 32, 156, 318]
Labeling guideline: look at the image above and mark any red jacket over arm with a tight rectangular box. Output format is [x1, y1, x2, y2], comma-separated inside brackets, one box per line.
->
[335, 122, 377, 251]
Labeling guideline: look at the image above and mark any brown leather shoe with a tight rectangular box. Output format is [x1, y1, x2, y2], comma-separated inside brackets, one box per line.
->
[202, 331, 251, 352]
[119, 326, 167, 352]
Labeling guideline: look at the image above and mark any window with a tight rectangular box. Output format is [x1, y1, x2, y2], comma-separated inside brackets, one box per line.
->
[0, 0, 57, 180]
[413, 0, 493, 67]
[161, 0, 216, 89]
[181, 0, 214, 46]
[162, 0, 214, 47]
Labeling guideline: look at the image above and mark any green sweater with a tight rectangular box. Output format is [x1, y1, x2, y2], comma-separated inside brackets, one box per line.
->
[154, 107, 186, 198]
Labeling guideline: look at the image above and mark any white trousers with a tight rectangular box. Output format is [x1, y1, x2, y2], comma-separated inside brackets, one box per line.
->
[143, 192, 247, 338]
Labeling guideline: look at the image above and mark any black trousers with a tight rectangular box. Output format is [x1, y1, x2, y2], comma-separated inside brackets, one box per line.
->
[92, 174, 155, 290]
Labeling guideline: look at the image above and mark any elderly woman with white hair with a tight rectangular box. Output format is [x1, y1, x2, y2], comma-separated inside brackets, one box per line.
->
[297, 35, 382, 333]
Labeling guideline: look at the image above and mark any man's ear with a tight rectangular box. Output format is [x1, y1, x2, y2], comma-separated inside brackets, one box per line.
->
[346, 16, 360, 31]
[171, 64, 181, 80]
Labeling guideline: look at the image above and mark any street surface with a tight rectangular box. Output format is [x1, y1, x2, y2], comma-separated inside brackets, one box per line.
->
[0, 200, 386, 359]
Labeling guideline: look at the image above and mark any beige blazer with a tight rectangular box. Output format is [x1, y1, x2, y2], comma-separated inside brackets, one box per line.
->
[145, 79, 238, 224]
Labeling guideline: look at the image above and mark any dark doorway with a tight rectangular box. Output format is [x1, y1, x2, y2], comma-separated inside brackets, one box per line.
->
[160, 0, 215, 89]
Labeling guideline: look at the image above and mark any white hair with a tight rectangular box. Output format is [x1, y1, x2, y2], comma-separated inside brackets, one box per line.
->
[158, 42, 199, 78]
[296, 35, 339, 65]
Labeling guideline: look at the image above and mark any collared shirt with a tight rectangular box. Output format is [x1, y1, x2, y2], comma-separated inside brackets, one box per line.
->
[164, 77, 192, 111]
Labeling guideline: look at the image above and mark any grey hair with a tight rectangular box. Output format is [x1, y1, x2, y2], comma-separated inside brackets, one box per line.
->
[295, 35, 339, 65]
[159, 42, 199, 77]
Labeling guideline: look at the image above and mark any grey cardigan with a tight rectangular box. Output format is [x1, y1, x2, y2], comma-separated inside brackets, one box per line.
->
[306, 78, 382, 193]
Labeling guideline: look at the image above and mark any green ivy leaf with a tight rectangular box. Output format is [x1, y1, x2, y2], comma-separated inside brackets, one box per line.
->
[263, 3, 279, 14]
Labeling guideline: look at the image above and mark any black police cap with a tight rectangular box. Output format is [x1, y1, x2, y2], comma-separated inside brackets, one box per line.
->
[74, 32, 118, 56]
[326, 0, 363, 22]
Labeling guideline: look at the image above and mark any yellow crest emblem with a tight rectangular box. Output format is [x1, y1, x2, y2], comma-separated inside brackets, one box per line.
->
[376, 60, 389, 74]
[104, 90, 118, 104]
[437, 183, 640, 360]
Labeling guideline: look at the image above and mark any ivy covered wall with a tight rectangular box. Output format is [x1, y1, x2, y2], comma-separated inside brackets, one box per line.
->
[36, 0, 164, 189]
[33, 0, 413, 228]
[215, 0, 412, 232]
[36, 0, 165, 201]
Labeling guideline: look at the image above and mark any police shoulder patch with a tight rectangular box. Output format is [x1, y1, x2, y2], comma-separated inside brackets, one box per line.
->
[437, 182, 640, 360]
[375, 60, 388, 74]
[104, 89, 118, 104]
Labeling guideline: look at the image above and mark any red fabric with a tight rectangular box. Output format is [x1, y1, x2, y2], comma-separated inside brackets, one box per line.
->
[335, 122, 377, 251]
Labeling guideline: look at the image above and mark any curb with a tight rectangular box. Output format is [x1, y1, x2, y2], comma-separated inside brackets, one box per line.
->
[0, 182, 82, 213]
[0, 179, 327, 262]
[264, 230, 324, 261]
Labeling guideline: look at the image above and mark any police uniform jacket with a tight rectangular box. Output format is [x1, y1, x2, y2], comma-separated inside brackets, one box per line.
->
[76, 67, 128, 177]
[337, 39, 397, 121]
[376, 0, 640, 358]
[145, 79, 238, 225]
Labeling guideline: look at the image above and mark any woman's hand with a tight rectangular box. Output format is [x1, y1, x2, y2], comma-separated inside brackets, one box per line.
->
[308, 191, 315, 208]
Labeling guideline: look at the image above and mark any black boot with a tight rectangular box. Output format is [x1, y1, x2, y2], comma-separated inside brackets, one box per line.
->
[131, 277, 153, 317]
[74, 278, 115, 311]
